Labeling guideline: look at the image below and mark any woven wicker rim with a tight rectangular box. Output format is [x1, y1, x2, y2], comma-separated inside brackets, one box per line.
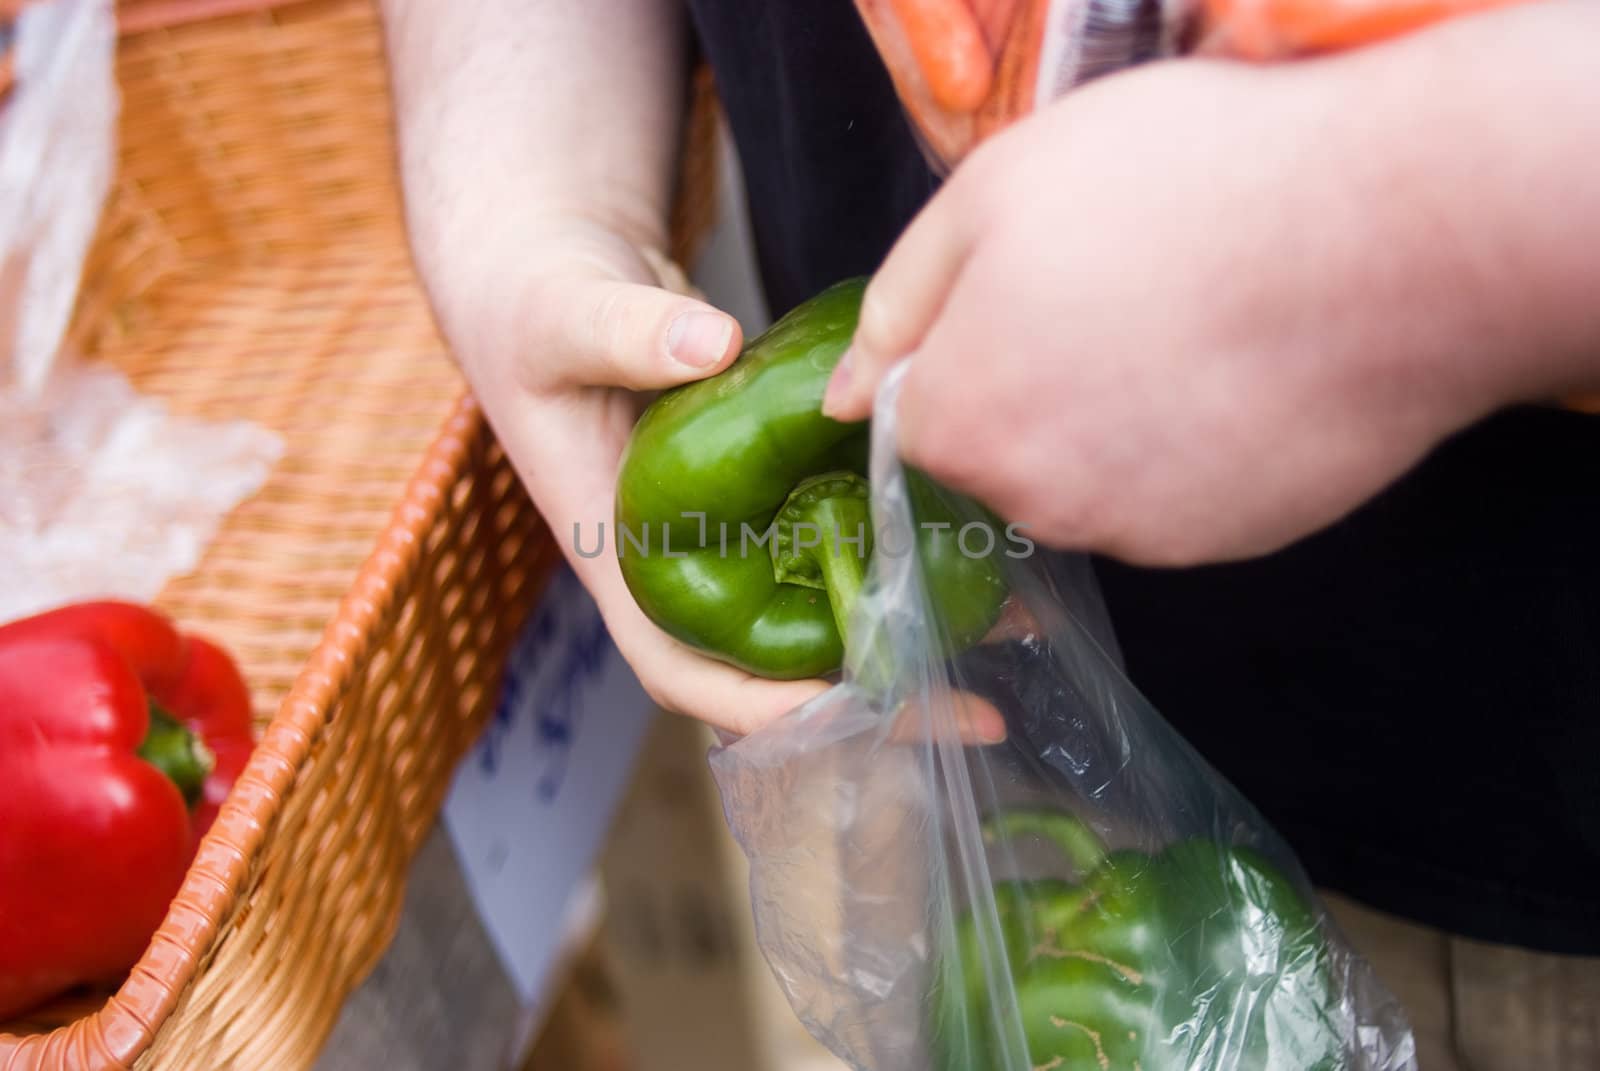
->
[0, 395, 491, 1068]
[0, 2, 721, 1063]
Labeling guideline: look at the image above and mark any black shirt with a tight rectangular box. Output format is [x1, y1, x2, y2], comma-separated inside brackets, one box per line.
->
[687, 0, 1600, 954]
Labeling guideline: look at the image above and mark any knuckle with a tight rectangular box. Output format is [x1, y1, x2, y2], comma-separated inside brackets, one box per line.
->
[585, 283, 632, 366]
[854, 283, 910, 358]
[504, 275, 571, 393]
[899, 377, 985, 486]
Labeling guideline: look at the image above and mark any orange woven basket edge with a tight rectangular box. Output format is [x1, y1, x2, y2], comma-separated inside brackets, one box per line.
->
[0, 396, 520, 1071]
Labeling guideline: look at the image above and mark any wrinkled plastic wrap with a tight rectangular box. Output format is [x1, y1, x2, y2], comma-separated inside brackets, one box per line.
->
[0, 0, 283, 621]
[0, 0, 115, 396]
[710, 365, 1417, 1071]
[853, 0, 1530, 169]
[0, 365, 284, 620]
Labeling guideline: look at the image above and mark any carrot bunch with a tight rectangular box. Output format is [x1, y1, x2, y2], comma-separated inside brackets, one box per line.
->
[855, 0, 1535, 166]
[854, 0, 1044, 165]
[1198, 0, 1529, 58]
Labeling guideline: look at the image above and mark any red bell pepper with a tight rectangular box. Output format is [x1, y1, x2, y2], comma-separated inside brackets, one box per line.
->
[0, 601, 255, 1020]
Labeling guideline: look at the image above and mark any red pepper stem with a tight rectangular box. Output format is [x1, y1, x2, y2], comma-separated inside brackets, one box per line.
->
[982, 811, 1108, 876]
[138, 702, 213, 808]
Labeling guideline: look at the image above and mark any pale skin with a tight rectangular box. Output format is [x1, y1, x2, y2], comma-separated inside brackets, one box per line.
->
[828, 0, 1600, 565]
[384, 0, 836, 734]
[383, 0, 1600, 733]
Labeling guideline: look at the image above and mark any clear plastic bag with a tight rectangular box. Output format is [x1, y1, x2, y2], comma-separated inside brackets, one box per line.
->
[0, 0, 116, 397]
[0, 0, 284, 621]
[709, 364, 1417, 1071]
[0, 363, 284, 621]
[852, 0, 1531, 170]
[850, 0, 1184, 168]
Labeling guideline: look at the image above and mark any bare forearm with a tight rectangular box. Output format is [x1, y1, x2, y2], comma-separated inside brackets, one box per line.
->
[381, 0, 689, 272]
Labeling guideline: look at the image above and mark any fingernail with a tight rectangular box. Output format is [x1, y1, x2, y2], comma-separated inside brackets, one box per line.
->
[821, 348, 854, 418]
[979, 712, 1009, 745]
[668, 311, 733, 368]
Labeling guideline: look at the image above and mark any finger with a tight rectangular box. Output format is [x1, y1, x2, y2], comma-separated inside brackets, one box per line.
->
[493, 395, 817, 735]
[981, 596, 1038, 644]
[598, 579, 832, 735]
[888, 689, 1009, 747]
[890, 262, 1027, 511]
[640, 644, 832, 737]
[565, 494, 830, 733]
[574, 475, 1001, 739]
[823, 180, 984, 421]
[532, 276, 742, 392]
[547, 472, 824, 734]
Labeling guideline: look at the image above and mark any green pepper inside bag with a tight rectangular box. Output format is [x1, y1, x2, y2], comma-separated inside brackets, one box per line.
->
[615, 277, 1009, 679]
[933, 812, 1347, 1071]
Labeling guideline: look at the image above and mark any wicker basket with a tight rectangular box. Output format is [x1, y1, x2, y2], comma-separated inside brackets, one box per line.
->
[0, 1, 716, 1067]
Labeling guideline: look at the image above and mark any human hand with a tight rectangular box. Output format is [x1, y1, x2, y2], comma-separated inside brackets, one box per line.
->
[825, 52, 1530, 567]
[420, 210, 837, 733]
[418, 209, 1016, 742]
[382, 0, 1038, 740]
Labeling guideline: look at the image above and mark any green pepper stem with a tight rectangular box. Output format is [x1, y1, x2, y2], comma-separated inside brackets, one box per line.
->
[138, 702, 213, 808]
[771, 472, 875, 646]
[770, 472, 908, 691]
[810, 506, 868, 647]
[982, 811, 1107, 876]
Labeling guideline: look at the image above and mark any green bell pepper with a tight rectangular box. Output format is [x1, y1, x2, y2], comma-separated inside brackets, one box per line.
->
[933, 811, 1346, 1071]
[615, 277, 1009, 679]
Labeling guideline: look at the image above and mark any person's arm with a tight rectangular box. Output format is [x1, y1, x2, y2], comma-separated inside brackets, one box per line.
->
[384, 0, 684, 301]
[382, 1, 829, 730]
[826, 0, 1600, 565]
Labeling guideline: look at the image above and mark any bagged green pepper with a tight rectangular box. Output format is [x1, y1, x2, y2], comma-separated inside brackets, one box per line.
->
[932, 812, 1345, 1071]
[707, 351, 1416, 1070]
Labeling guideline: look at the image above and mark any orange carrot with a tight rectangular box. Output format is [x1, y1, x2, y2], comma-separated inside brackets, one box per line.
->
[976, 0, 1048, 143]
[1565, 392, 1600, 415]
[1204, 0, 1533, 59]
[855, 0, 979, 163]
[889, 0, 996, 113]
[971, 0, 1022, 52]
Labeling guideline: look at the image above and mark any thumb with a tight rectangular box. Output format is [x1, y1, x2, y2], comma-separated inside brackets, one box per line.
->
[536, 276, 743, 392]
[823, 182, 981, 421]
